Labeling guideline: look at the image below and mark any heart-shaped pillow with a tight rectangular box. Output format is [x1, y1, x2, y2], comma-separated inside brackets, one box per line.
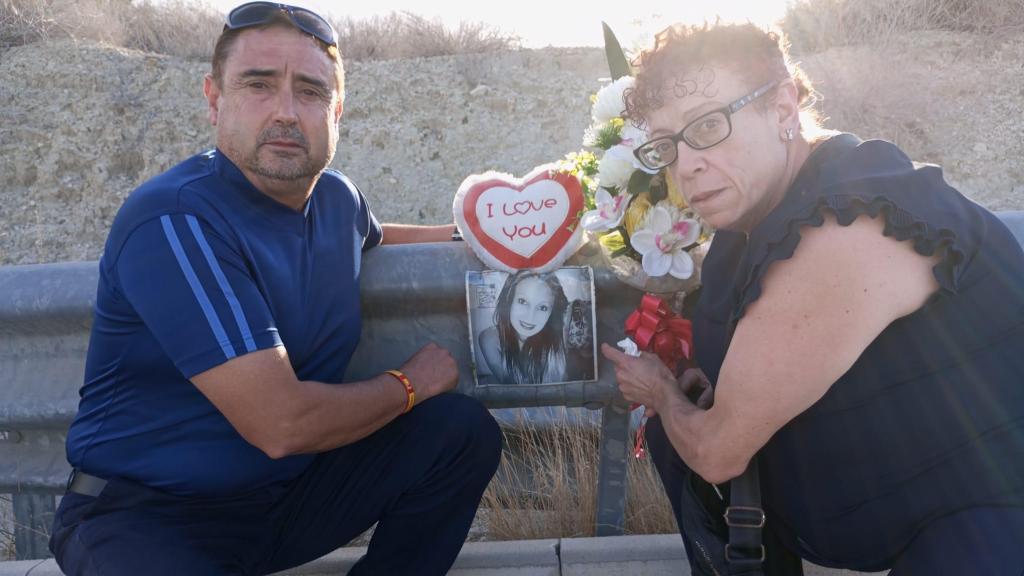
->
[453, 164, 584, 272]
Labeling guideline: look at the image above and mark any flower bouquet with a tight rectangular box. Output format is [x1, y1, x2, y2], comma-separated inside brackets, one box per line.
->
[561, 24, 711, 296]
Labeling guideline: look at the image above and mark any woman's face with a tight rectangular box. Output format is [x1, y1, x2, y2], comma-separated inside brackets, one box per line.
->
[644, 67, 790, 232]
[509, 276, 555, 340]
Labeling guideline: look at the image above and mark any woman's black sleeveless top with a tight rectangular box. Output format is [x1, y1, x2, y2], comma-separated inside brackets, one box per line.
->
[692, 134, 1024, 570]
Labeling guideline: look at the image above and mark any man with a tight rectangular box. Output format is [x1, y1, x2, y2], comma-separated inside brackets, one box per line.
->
[48, 3, 501, 575]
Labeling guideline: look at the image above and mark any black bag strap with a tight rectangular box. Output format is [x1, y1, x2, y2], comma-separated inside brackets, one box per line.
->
[724, 458, 765, 575]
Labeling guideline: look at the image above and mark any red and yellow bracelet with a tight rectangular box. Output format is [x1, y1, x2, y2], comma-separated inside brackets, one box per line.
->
[385, 369, 415, 414]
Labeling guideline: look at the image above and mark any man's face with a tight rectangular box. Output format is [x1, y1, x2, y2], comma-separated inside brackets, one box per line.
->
[205, 25, 342, 190]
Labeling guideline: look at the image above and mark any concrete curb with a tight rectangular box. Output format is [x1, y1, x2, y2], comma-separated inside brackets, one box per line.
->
[560, 534, 687, 575]
[0, 535, 884, 576]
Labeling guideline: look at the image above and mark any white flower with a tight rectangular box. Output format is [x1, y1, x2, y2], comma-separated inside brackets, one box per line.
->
[619, 122, 648, 148]
[580, 188, 628, 231]
[582, 121, 612, 148]
[596, 144, 636, 191]
[619, 122, 659, 175]
[630, 206, 701, 279]
[591, 76, 634, 124]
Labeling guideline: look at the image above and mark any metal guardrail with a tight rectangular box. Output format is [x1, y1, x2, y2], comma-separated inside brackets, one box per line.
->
[4, 211, 1022, 562]
[0, 242, 644, 560]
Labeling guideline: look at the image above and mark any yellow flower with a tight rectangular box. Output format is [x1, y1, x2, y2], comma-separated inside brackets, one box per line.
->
[598, 230, 627, 252]
[623, 193, 652, 236]
[665, 171, 688, 209]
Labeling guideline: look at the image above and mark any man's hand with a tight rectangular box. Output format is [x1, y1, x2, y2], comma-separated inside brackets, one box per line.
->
[400, 343, 459, 403]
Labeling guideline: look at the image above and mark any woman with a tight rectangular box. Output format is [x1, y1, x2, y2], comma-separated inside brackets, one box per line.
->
[601, 23, 1024, 575]
[479, 270, 570, 384]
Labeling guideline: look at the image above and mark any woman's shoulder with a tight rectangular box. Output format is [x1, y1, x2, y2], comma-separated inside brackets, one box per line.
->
[477, 326, 507, 381]
[477, 325, 494, 344]
[731, 134, 990, 321]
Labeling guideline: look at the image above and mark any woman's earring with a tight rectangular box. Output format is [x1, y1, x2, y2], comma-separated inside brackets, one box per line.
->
[784, 128, 794, 141]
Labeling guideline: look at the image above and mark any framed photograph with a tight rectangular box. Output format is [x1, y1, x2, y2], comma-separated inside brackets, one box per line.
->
[467, 266, 598, 386]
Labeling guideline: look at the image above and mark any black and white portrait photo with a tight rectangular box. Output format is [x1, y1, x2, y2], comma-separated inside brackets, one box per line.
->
[467, 267, 597, 386]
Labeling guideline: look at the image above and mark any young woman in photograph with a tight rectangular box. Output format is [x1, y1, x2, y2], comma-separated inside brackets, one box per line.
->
[478, 271, 570, 385]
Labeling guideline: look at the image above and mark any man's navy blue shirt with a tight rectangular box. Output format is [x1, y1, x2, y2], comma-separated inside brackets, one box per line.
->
[67, 150, 382, 497]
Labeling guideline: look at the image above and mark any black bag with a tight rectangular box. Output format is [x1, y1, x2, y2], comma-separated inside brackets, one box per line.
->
[677, 458, 804, 576]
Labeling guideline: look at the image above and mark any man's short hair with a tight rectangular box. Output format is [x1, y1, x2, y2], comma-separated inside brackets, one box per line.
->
[210, 11, 345, 100]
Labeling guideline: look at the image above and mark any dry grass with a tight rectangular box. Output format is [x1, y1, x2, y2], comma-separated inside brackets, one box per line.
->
[333, 12, 519, 61]
[783, 0, 1024, 53]
[0, 0, 517, 60]
[1, 495, 14, 561]
[481, 409, 676, 540]
[0, 0, 222, 55]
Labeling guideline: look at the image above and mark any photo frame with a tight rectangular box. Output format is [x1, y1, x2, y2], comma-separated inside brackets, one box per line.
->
[467, 266, 598, 387]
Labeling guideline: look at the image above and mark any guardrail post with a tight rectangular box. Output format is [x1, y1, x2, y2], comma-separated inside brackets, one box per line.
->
[594, 401, 631, 536]
[13, 493, 54, 560]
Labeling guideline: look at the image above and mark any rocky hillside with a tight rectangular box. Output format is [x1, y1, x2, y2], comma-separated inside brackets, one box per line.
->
[1, 32, 1021, 265]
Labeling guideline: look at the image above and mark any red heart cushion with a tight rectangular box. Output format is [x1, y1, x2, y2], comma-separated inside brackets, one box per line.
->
[453, 164, 584, 272]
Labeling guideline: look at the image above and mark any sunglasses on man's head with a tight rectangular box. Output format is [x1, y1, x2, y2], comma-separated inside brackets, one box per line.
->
[225, 2, 338, 47]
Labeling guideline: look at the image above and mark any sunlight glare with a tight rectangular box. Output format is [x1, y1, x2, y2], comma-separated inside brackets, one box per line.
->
[207, 0, 791, 49]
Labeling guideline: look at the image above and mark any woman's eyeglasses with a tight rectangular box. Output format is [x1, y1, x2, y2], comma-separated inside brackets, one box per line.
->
[225, 2, 338, 47]
[633, 80, 780, 171]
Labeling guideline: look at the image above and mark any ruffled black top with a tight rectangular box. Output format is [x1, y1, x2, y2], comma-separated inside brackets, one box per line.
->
[692, 134, 1024, 570]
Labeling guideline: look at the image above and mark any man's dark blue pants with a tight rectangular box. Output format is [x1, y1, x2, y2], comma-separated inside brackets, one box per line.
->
[49, 393, 502, 575]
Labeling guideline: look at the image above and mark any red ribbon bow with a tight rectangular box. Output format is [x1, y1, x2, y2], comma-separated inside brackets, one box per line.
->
[624, 293, 693, 372]
[623, 294, 695, 459]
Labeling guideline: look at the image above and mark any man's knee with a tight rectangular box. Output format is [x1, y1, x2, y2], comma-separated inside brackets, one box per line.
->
[414, 393, 502, 472]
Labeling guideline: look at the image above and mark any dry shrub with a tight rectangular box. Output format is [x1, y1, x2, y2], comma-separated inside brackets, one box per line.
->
[0, 0, 220, 57]
[333, 11, 518, 61]
[113, 0, 221, 61]
[783, 0, 1024, 53]
[0, 1, 517, 61]
[482, 409, 676, 540]
[1, 0, 73, 49]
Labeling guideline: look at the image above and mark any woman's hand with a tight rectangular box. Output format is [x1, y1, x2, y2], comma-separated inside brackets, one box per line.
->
[678, 367, 714, 410]
[601, 343, 680, 413]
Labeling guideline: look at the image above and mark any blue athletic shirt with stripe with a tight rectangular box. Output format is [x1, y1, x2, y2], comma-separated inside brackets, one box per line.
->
[66, 149, 382, 497]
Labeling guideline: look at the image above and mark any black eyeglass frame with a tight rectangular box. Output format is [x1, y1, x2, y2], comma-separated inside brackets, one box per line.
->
[633, 80, 781, 171]
[225, 2, 338, 47]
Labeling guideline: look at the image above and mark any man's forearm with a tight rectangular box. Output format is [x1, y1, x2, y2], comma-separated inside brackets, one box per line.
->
[192, 347, 415, 459]
[269, 373, 411, 457]
[381, 223, 456, 244]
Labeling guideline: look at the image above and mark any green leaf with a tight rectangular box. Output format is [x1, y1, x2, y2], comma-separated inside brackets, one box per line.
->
[590, 118, 624, 150]
[608, 225, 642, 260]
[627, 170, 654, 196]
[602, 22, 632, 80]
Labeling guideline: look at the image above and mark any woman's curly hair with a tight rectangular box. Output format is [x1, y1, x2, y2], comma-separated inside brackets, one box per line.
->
[625, 22, 819, 131]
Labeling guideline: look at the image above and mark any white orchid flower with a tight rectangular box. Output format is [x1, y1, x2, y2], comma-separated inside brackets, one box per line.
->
[591, 76, 634, 124]
[580, 188, 628, 231]
[596, 144, 636, 191]
[629, 206, 701, 279]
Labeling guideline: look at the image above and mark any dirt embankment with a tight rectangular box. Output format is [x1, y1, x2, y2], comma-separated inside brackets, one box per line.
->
[1, 32, 1021, 265]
